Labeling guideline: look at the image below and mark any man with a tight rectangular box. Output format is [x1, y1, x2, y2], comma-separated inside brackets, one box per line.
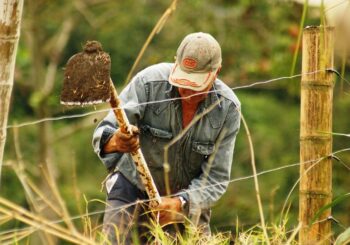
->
[92, 32, 241, 243]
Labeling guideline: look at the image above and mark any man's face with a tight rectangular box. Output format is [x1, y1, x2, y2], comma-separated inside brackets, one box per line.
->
[178, 81, 213, 104]
[177, 67, 220, 104]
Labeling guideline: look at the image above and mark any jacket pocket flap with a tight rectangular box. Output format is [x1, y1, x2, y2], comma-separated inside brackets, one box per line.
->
[141, 125, 173, 139]
[192, 142, 215, 155]
[152, 102, 170, 115]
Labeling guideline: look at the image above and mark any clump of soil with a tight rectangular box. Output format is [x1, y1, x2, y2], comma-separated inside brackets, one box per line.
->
[61, 40, 111, 105]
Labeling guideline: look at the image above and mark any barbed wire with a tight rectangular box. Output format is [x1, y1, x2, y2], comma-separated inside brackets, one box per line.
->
[6, 108, 112, 129]
[333, 155, 350, 171]
[7, 68, 347, 130]
[1, 147, 349, 238]
[1, 1, 349, 242]
[312, 215, 348, 230]
[1, 68, 349, 238]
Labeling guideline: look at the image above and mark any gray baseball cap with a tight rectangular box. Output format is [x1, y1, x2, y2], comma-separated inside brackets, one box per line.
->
[169, 32, 222, 91]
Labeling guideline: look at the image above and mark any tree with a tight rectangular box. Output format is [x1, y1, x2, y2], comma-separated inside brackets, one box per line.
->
[0, 0, 24, 186]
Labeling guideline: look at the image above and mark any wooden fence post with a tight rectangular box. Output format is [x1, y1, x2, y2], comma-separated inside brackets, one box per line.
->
[299, 26, 335, 244]
[0, 0, 24, 186]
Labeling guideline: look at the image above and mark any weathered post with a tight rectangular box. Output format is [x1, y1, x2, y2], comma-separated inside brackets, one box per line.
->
[299, 26, 334, 244]
[0, 0, 24, 186]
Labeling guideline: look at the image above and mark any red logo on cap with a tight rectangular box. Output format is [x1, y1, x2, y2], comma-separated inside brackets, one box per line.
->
[182, 58, 198, 69]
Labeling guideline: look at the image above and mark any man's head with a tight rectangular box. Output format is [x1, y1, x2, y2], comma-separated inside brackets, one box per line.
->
[169, 32, 222, 92]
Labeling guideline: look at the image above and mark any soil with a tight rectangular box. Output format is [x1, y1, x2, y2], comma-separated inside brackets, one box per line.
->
[60, 40, 112, 105]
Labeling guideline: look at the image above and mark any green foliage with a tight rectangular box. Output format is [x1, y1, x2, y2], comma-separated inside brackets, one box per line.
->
[212, 91, 301, 227]
[311, 193, 350, 226]
[2, 0, 350, 243]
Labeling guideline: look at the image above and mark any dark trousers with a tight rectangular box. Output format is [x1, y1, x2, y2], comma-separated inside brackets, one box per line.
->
[102, 172, 210, 244]
[102, 172, 150, 244]
[103, 199, 150, 244]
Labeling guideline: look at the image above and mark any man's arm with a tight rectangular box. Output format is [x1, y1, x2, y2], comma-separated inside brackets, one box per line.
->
[103, 125, 139, 154]
[92, 73, 148, 170]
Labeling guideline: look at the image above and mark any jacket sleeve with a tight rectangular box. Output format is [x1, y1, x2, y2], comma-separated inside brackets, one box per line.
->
[91, 74, 148, 171]
[178, 103, 241, 218]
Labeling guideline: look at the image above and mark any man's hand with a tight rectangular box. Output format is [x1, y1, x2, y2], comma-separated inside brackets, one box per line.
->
[103, 125, 140, 153]
[156, 197, 184, 226]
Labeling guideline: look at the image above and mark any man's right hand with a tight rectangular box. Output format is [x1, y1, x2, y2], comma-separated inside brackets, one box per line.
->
[103, 125, 140, 153]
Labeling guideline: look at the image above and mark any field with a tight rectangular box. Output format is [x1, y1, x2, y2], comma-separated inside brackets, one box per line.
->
[1, 0, 350, 244]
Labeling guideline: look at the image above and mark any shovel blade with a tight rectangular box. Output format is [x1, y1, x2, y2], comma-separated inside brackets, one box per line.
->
[60, 41, 112, 106]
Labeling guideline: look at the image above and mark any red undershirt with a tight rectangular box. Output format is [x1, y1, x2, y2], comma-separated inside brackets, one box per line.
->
[181, 100, 199, 128]
[178, 87, 211, 129]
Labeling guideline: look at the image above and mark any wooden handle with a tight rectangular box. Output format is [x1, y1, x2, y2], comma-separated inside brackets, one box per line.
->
[108, 79, 161, 208]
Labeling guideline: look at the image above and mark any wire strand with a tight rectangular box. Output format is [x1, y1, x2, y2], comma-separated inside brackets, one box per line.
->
[7, 69, 332, 129]
[2, 69, 349, 237]
[1, 147, 349, 237]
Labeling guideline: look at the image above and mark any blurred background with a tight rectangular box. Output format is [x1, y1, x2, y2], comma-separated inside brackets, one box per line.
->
[2, 0, 350, 241]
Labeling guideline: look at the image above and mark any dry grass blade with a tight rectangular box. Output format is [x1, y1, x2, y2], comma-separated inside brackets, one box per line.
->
[0, 206, 88, 245]
[25, 178, 62, 216]
[285, 223, 302, 245]
[280, 157, 324, 222]
[71, 155, 84, 220]
[40, 164, 78, 234]
[12, 125, 84, 243]
[13, 125, 62, 216]
[0, 227, 35, 244]
[199, 127, 228, 188]
[124, 0, 179, 84]
[0, 197, 95, 244]
[240, 112, 270, 245]
[0, 214, 12, 225]
[12, 126, 57, 245]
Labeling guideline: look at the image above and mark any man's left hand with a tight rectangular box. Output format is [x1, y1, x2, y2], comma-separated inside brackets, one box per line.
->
[156, 197, 184, 226]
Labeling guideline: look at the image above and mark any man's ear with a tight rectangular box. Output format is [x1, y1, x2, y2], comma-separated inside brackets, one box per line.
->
[210, 66, 221, 85]
[216, 66, 222, 76]
[213, 67, 221, 80]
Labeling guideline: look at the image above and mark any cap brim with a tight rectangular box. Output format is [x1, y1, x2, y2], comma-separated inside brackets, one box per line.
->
[169, 63, 217, 91]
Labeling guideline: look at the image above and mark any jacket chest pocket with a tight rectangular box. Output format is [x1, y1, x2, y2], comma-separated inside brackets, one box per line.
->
[140, 124, 173, 169]
[189, 142, 215, 176]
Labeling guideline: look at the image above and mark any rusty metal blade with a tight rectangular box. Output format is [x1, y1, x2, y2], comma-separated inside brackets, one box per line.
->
[60, 41, 112, 106]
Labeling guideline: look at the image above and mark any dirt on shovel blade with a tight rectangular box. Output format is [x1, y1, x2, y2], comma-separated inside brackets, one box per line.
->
[60, 40, 112, 106]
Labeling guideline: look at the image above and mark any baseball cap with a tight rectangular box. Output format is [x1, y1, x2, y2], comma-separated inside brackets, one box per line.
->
[169, 32, 222, 91]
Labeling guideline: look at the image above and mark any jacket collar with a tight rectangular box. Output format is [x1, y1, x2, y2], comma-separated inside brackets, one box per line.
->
[163, 81, 224, 128]
[165, 81, 222, 109]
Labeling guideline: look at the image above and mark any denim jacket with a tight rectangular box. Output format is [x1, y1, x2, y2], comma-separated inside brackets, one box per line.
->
[92, 63, 241, 219]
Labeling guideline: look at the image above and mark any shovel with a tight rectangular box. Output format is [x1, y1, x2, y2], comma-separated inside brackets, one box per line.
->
[60, 40, 161, 208]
